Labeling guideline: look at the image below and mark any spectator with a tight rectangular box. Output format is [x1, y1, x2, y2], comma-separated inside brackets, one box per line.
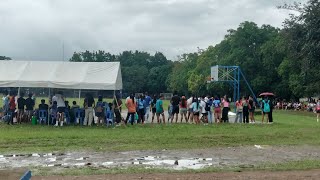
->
[179, 96, 188, 123]
[187, 95, 194, 123]
[83, 93, 95, 126]
[113, 94, 122, 124]
[248, 95, 256, 123]
[235, 98, 243, 123]
[167, 101, 173, 123]
[71, 101, 80, 124]
[25, 93, 35, 122]
[213, 96, 221, 123]
[242, 96, 249, 124]
[144, 92, 152, 122]
[192, 97, 200, 124]
[156, 94, 165, 124]
[7, 94, 16, 125]
[137, 95, 146, 124]
[126, 94, 136, 125]
[151, 95, 157, 123]
[207, 96, 213, 124]
[95, 95, 105, 126]
[52, 91, 66, 126]
[316, 99, 320, 122]
[17, 93, 26, 124]
[171, 91, 181, 123]
[200, 96, 208, 124]
[221, 95, 230, 123]
[50, 101, 58, 125]
[261, 96, 271, 123]
[39, 99, 49, 110]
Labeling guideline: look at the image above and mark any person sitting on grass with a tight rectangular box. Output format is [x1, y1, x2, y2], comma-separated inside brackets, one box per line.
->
[156, 95, 165, 124]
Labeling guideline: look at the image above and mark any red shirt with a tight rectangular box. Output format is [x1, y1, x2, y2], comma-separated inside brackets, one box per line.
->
[9, 97, 16, 110]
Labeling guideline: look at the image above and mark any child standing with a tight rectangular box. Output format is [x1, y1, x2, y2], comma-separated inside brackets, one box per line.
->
[168, 102, 173, 123]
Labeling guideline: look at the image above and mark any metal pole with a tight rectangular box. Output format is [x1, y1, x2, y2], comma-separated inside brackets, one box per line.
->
[18, 87, 21, 97]
[48, 88, 51, 126]
[239, 68, 259, 107]
[78, 90, 81, 105]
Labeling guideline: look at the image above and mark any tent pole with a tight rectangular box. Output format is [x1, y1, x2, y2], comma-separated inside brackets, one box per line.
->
[78, 90, 81, 105]
[18, 87, 21, 97]
[48, 88, 51, 126]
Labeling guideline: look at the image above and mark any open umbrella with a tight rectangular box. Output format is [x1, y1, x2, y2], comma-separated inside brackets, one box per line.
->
[259, 92, 275, 96]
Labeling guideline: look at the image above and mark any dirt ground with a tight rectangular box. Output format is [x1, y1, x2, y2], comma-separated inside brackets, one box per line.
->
[33, 169, 320, 180]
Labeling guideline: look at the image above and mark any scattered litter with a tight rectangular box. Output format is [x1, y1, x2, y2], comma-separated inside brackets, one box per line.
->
[0, 155, 3, 158]
[32, 153, 40, 157]
[254, 145, 263, 149]
[206, 158, 213, 161]
[144, 156, 155, 161]
[102, 162, 114, 166]
[76, 157, 84, 161]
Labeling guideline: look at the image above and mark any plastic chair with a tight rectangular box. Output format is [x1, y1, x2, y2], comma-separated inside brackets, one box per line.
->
[105, 106, 114, 127]
[74, 108, 84, 125]
[50, 111, 57, 125]
[38, 110, 48, 125]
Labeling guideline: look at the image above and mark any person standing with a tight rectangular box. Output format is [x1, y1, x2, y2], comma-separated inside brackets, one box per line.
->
[213, 96, 221, 123]
[137, 95, 146, 124]
[187, 95, 194, 123]
[200, 96, 208, 124]
[179, 96, 188, 123]
[151, 95, 157, 123]
[52, 91, 66, 126]
[25, 93, 35, 122]
[207, 96, 213, 124]
[192, 97, 201, 124]
[242, 96, 249, 124]
[7, 94, 16, 125]
[316, 99, 320, 122]
[95, 95, 105, 126]
[268, 98, 274, 123]
[113, 94, 122, 124]
[221, 95, 230, 123]
[83, 93, 95, 126]
[248, 95, 256, 123]
[144, 92, 152, 122]
[171, 92, 181, 123]
[156, 95, 165, 124]
[17, 93, 26, 124]
[235, 98, 243, 123]
[126, 94, 136, 125]
[261, 96, 271, 124]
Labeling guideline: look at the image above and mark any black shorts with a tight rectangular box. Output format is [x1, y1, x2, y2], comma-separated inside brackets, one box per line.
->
[202, 113, 208, 116]
[95, 112, 104, 118]
[172, 105, 179, 114]
[194, 112, 200, 116]
[249, 108, 255, 113]
[263, 111, 269, 114]
[138, 109, 145, 116]
[58, 107, 65, 113]
[152, 108, 156, 113]
[317, 110, 320, 114]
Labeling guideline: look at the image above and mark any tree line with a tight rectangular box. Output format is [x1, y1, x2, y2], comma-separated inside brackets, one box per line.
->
[2, 0, 319, 100]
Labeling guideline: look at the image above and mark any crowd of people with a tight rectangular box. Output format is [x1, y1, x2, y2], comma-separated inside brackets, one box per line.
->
[2, 90, 320, 125]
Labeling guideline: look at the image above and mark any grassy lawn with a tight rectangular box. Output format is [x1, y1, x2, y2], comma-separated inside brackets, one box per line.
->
[0, 110, 319, 154]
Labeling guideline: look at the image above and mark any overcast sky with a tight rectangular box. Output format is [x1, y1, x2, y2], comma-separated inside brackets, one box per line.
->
[0, 0, 301, 61]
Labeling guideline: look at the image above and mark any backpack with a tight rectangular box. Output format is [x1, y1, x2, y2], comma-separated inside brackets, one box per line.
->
[263, 100, 270, 113]
[205, 102, 210, 111]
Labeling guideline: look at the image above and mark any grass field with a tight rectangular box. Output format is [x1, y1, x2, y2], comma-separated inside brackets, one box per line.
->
[0, 110, 319, 154]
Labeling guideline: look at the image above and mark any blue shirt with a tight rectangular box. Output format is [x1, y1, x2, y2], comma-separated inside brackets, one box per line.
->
[145, 96, 152, 107]
[213, 100, 221, 108]
[138, 99, 145, 109]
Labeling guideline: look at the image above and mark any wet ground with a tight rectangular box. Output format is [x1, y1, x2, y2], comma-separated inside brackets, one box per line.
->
[1, 146, 319, 171]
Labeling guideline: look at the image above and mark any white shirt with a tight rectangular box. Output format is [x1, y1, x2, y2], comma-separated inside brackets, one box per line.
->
[187, 97, 193, 109]
[53, 94, 65, 108]
[200, 100, 207, 113]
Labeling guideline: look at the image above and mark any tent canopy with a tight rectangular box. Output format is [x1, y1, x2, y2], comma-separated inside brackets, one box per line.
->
[0, 61, 122, 90]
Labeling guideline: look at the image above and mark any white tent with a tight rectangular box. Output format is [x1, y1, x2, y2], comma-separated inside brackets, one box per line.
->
[0, 61, 122, 90]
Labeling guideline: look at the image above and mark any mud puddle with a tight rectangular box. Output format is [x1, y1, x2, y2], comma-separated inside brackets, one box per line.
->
[0, 146, 319, 170]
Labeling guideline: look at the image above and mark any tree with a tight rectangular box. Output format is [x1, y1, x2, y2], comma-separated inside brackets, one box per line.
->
[0, 56, 11, 60]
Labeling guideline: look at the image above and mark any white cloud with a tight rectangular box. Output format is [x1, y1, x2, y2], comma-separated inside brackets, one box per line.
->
[0, 0, 300, 60]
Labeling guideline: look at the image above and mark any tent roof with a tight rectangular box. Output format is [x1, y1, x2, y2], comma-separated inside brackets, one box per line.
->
[0, 61, 122, 90]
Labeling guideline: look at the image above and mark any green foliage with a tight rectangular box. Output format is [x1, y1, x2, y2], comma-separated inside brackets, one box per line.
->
[0, 56, 11, 60]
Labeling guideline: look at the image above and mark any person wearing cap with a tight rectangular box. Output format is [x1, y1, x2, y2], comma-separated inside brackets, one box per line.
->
[179, 96, 188, 123]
